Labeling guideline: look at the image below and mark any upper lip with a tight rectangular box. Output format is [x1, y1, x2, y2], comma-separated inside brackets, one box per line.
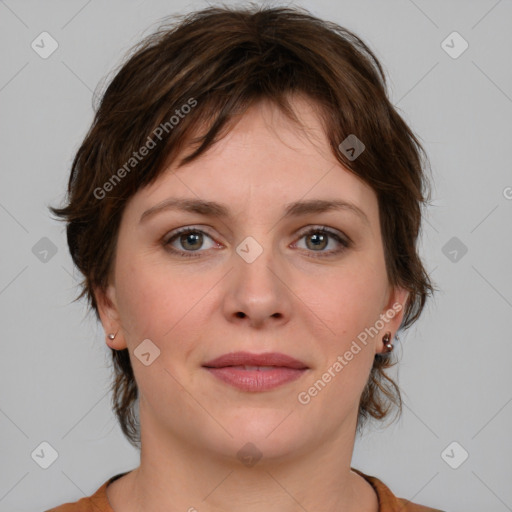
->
[203, 351, 309, 369]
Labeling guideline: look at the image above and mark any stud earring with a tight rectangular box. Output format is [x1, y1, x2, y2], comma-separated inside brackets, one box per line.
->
[107, 332, 117, 341]
[382, 331, 393, 352]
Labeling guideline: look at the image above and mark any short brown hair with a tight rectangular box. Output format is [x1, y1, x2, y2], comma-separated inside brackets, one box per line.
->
[50, 4, 435, 448]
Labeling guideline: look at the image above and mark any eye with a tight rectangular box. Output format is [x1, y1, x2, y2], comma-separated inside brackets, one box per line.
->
[163, 227, 219, 257]
[293, 226, 351, 257]
[163, 225, 351, 259]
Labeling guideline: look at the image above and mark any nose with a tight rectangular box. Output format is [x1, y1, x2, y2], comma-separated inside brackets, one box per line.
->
[222, 246, 293, 329]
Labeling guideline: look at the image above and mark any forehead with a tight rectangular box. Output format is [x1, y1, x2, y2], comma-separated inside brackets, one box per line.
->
[125, 97, 378, 225]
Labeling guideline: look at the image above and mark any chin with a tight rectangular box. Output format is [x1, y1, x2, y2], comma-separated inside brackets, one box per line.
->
[207, 409, 310, 465]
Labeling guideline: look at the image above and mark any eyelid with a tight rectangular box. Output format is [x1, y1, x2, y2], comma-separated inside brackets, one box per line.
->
[163, 224, 351, 258]
[291, 225, 351, 256]
[295, 224, 351, 243]
[162, 225, 219, 249]
[163, 225, 216, 242]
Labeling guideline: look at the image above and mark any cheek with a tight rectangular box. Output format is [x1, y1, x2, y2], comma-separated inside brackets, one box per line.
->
[115, 255, 210, 354]
[295, 256, 388, 342]
[114, 259, 206, 410]
[298, 274, 381, 415]
[113, 249, 169, 339]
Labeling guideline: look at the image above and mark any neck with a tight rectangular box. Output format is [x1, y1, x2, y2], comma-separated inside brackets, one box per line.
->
[108, 402, 377, 512]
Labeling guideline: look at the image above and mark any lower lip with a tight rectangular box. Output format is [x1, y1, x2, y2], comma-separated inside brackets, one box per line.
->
[204, 366, 307, 391]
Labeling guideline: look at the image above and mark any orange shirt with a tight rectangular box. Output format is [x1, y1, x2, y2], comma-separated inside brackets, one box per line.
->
[45, 468, 444, 511]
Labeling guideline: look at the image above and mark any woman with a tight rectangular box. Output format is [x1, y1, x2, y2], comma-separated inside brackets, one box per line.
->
[47, 4, 442, 511]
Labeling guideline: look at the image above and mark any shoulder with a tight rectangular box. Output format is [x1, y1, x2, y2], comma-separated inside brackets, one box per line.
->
[43, 472, 128, 512]
[351, 468, 445, 512]
[396, 498, 446, 511]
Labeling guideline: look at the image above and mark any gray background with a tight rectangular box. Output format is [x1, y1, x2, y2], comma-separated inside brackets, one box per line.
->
[1, 0, 511, 511]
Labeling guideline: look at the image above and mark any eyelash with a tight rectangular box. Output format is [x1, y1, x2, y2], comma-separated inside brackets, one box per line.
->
[163, 226, 351, 259]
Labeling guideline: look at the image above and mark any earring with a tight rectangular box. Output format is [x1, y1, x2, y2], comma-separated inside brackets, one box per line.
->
[107, 332, 117, 340]
[382, 331, 393, 352]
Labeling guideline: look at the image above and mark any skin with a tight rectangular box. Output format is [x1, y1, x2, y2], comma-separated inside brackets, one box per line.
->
[96, 95, 409, 512]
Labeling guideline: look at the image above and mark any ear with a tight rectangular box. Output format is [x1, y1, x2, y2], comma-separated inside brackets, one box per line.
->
[374, 285, 410, 355]
[94, 284, 127, 350]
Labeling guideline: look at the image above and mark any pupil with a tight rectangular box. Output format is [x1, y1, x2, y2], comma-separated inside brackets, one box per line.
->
[308, 232, 327, 250]
[182, 232, 202, 250]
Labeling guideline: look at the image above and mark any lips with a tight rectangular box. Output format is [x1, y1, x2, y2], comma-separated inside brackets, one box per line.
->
[202, 351, 309, 392]
[203, 351, 309, 370]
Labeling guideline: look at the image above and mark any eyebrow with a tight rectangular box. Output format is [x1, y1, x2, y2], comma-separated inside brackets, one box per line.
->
[139, 197, 370, 226]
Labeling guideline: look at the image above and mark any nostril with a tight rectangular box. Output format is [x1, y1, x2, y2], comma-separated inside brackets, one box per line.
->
[235, 312, 246, 318]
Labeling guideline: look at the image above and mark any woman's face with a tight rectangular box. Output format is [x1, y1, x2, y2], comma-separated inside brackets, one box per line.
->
[97, 96, 408, 463]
